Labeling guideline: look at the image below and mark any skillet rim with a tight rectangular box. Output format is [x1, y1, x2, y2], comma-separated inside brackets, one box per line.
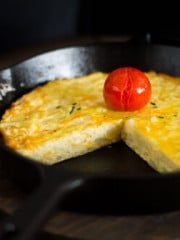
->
[1, 41, 180, 71]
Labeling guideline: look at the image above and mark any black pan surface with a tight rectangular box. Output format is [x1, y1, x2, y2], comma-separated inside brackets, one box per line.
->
[0, 42, 180, 239]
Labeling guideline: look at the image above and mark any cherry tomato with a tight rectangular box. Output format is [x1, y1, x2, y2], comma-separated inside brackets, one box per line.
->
[103, 67, 151, 111]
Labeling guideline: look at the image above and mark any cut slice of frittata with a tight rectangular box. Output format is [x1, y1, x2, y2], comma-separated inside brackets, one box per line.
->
[122, 72, 180, 172]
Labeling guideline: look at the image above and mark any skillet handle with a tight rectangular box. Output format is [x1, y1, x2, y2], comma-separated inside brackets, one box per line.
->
[0, 168, 86, 240]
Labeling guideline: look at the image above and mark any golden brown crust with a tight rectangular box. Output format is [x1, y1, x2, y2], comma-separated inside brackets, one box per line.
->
[0, 71, 179, 171]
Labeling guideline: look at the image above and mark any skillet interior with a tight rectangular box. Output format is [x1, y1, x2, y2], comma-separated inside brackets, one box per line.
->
[0, 42, 180, 214]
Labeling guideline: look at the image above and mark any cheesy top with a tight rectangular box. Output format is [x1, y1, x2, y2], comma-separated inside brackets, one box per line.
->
[0, 71, 179, 170]
[0, 73, 129, 151]
[130, 72, 180, 162]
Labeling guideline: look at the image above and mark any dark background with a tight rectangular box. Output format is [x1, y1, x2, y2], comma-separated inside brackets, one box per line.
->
[0, 0, 180, 54]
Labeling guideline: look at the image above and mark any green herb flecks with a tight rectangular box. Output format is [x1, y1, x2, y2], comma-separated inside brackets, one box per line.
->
[69, 102, 77, 114]
[126, 116, 133, 120]
[150, 102, 158, 108]
[56, 105, 61, 109]
[69, 102, 81, 114]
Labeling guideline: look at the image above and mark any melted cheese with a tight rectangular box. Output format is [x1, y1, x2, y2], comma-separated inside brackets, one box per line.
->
[0, 73, 127, 164]
[122, 72, 180, 172]
[0, 71, 179, 172]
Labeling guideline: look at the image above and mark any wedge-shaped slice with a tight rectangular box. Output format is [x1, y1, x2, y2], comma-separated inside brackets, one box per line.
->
[122, 72, 180, 172]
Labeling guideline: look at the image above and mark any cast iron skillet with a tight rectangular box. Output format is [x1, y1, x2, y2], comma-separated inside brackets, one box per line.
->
[0, 42, 180, 240]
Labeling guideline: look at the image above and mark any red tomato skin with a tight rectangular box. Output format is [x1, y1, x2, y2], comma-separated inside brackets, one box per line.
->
[103, 67, 152, 111]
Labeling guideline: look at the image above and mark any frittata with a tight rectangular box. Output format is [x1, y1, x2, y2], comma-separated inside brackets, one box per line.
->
[0, 72, 179, 172]
[122, 72, 180, 172]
